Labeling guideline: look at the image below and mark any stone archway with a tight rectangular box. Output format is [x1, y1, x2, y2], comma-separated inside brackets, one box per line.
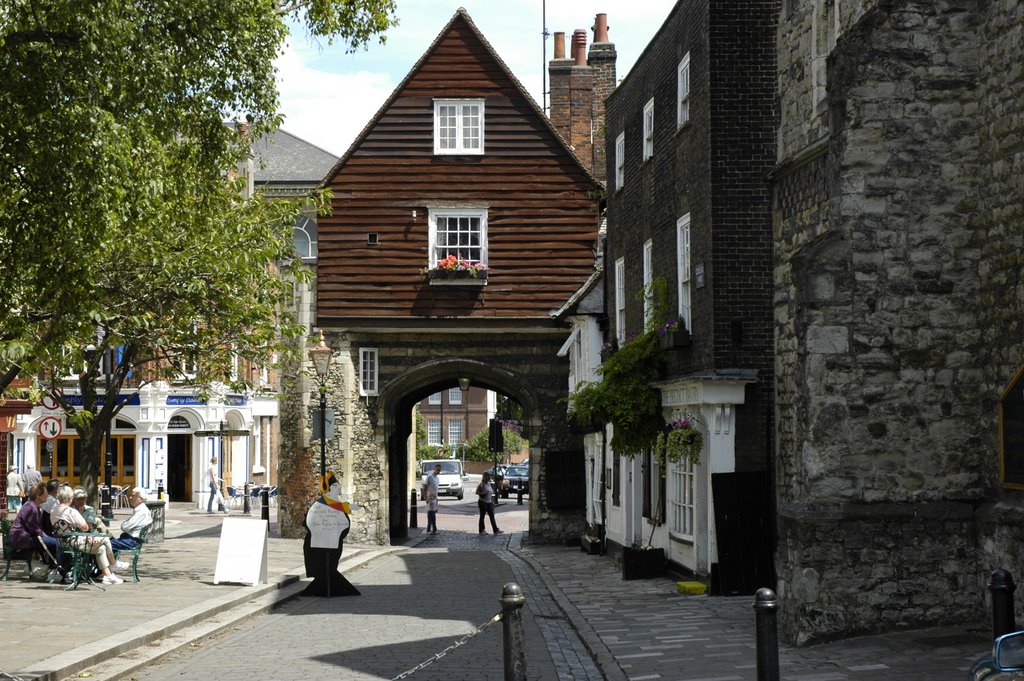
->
[376, 358, 543, 541]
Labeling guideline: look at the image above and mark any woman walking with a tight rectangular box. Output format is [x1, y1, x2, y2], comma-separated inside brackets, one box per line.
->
[476, 472, 503, 535]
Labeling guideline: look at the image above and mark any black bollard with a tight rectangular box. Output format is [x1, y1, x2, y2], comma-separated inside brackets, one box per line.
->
[243, 482, 251, 515]
[261, 488, 270, 522]
[990, 568, 1017, 641]
[410, 490, 418, 528]
[500, 582, 527, 681]
[517, 489, 523, 505]
[101, 485, 112, 523]
[753, 587, 780, 681]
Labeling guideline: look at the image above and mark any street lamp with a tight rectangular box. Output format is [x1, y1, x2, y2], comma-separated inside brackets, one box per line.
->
[308, 331, 333, 480]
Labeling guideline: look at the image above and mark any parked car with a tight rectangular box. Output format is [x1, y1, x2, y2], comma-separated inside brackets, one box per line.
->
[501, 465, 529, 498]
[971, 631, 1024, 679]
[419, 459, 466, 500]
[483, 465, 510, 493]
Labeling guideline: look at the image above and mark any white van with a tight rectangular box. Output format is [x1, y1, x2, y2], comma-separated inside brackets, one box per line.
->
[419, 459, 466, 500]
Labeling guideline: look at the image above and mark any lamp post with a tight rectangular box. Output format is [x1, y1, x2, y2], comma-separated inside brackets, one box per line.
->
[458, 378, 470, 461]
[308, 331, 333, 480]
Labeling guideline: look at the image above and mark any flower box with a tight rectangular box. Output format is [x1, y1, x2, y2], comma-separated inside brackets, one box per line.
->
[580, 535, 602, 555]
[427, 269, 488, 285]
[621, 546, 666, 580]
[658, 328, 691, 350]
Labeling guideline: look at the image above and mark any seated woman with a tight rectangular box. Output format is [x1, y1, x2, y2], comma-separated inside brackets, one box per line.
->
[50, 485, 123, 585]
[71, 487, 107, 534]
[10, 482, 61, 569]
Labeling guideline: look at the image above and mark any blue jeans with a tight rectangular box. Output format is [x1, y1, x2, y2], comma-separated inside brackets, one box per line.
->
[207, 481, 218, 512]
[426, 510, 437, 533]
[39, 535, 61, 567]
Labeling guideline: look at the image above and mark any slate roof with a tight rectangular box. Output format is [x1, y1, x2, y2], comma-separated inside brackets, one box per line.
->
[251, 128, 338, 186]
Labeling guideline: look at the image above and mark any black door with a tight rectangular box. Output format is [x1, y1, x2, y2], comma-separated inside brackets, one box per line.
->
[166, 434, 191, 501]
[711, 471, 774, 595]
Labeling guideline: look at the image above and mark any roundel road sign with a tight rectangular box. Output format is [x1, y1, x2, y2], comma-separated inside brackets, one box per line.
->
[38, 416, 63, 440]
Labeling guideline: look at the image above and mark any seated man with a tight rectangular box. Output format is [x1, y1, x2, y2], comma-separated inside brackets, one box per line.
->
[109, 487, 152, 551]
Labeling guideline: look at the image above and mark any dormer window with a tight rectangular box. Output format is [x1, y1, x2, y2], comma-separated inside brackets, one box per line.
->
[434, 99, 484, 154]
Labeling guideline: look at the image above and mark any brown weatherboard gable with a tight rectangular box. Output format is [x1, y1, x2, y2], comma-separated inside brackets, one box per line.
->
[317, 10, 602, 324]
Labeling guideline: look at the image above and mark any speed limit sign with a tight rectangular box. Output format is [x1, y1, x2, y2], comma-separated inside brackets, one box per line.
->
[38, 416, 62, 440]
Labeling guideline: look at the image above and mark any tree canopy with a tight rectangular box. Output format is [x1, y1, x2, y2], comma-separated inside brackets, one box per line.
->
[0, 0, 397, 498]
[0, 0, 397, 392]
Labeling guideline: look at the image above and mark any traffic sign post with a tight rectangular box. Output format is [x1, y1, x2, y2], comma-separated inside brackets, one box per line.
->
[38, 416, 62, 440]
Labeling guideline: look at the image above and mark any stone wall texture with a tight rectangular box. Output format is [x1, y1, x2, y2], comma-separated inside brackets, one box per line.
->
[775, 0, 1024, 643]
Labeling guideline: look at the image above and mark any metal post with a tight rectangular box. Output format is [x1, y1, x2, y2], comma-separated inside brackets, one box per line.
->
[243, 482, 251, 515]
[753, 588, 780, 681]
[500, 582, 527, 681]
[319, 386, 327, 480]
[157, 482, 164, 500]
[410, 489, 418, 528]
[990, 568, 1017, 641]
[101, 429, 113, 522]
[261, 488, 270, 522]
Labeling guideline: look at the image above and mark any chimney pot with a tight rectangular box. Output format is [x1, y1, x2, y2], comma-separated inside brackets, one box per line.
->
[572, 29, 587, 66]
[553, 32, 565, 59]
[593, 14, 609, 43]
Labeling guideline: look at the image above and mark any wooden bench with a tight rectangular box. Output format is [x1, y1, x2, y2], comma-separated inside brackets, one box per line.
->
[2, 517, 37, 581]
[112, 524, 149, 582]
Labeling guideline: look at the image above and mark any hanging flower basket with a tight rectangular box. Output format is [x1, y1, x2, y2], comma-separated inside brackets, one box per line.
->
[655, 416, 703, 467]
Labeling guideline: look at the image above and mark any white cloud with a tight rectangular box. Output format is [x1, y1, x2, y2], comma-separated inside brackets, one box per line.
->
[274, 45, 396, 156]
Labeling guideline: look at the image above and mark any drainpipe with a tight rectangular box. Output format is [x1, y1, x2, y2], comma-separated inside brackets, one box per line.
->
[599, 426, 607, 555]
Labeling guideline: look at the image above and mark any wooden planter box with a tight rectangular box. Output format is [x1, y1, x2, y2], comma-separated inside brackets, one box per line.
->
[580, 535, 602, 555]
[427, 269, 487, 285]
[621, 547, 666, 580]
[659, 328, 691, 350]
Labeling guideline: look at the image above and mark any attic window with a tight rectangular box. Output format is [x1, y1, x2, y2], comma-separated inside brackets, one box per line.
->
[434, 99, 484, 155]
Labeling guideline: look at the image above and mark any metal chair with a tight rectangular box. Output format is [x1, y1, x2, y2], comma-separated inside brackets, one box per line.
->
[225, 485, 244, 509]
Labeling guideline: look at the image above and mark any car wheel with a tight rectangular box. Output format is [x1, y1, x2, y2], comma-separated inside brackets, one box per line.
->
[456, 492, 464, 500]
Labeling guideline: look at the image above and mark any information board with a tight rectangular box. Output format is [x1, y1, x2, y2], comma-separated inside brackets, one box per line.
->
[213, 517, 268, 586]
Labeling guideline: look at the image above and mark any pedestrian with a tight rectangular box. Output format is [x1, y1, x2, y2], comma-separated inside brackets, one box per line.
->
[206, 457, 225, 513]
[422, 463, 441, 535]
[22, 463, 42, 496]
[6, 466, 23, 512]
[476, 471, 502, 535]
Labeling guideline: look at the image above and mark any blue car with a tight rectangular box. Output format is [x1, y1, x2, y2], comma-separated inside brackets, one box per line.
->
[971, 631, 1024, 679]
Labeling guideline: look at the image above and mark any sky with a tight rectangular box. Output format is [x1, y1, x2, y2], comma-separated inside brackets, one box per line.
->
[275, 1, 676, 157]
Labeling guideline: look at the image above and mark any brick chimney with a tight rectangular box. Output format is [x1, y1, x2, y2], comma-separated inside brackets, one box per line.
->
[548, 32, 572, 144]
[588, 14, 616, 183]
[547, 14, 616, 182]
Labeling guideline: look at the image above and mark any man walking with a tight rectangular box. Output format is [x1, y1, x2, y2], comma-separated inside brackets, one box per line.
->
[22, 463, 42, 495]
[422, 463, 441, 535]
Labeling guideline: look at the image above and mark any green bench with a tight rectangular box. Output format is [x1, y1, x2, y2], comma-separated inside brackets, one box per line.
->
[112, 524, 149, 582]
[2, 517, 38, 581]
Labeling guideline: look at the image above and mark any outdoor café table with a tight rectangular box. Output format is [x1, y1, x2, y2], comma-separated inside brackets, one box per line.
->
[62, 531, 111, 591]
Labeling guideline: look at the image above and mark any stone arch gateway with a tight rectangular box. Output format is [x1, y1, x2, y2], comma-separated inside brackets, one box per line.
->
[278, 330, 587, 546]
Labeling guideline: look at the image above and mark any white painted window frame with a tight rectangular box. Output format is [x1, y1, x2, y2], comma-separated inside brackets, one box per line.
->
[643, 98, 655, 161]
[359, 347, 378, 396]
[677, 53, 691, 128]
[669, 458, 696, 540]
[615, 257, 626, 346]
[427, 208, 488, 267]
[434, 99, 485, 155]
[643, 239, 653, 326]
[614, 132, 625, 189]
[676, 214, 692, 332]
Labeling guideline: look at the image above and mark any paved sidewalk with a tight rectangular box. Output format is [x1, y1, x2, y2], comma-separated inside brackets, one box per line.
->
[0, 498, 998, 681]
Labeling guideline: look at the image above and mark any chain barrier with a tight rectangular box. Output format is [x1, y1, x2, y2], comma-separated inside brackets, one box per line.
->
[390, 611, 503, 680]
